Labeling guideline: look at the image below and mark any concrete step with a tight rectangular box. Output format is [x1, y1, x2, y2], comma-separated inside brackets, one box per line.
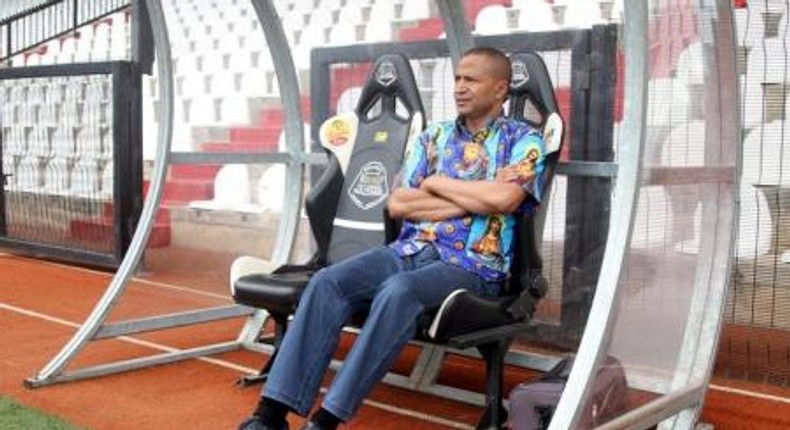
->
[200, 141, 278, 153]
[69, 216, 171, 248]
[169, 206, 313, 260]
[169, 164, 222, 181]
[101, 201, 170, 224]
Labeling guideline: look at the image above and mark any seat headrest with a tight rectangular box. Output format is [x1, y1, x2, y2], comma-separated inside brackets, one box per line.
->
[508, 52, 564, 154]
[355, 53, 424, 123]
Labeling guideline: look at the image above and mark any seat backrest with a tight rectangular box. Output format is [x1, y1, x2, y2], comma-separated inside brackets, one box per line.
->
[506, 52, 565, 305]
[306, 54, 425, 265]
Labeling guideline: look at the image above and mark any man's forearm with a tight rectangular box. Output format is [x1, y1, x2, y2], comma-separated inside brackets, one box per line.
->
[421, 176, 525, 215]
[388, 188, 467, 221]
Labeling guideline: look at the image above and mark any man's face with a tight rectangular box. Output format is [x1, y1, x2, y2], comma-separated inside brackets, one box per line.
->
[454, 54, 508, 120]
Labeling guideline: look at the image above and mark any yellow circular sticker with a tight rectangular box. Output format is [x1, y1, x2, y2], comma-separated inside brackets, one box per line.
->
[324, 118, 353, 147]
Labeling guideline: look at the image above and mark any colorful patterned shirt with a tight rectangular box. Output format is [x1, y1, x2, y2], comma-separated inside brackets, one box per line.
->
[390, 114, 547, 281]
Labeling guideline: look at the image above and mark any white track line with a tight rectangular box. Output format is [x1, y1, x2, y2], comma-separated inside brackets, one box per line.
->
[707, 383, 790, 406]
[0, 302, 474, 429]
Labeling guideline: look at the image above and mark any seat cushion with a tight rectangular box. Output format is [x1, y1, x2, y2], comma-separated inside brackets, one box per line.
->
[233, 270, 316, 314]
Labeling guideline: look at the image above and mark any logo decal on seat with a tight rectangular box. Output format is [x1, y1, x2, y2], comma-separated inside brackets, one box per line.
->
[511, 60, 530, 89]
[349, 161, 389, 210]
[376, 61, 397, 87]
[324, 117, 354, 147]
[374, 131, 388, 142]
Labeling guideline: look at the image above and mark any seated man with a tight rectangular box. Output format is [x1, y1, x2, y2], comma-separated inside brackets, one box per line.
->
[239, 47, 547, 430]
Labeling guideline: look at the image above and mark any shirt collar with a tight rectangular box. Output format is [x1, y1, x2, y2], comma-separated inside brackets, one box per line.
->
[454, 112, 507, 140]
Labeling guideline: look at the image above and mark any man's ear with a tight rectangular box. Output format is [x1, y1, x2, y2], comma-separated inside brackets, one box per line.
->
[496, 79, 510, 100]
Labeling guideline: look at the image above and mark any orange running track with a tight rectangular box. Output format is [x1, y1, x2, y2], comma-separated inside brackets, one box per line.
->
[2, 249, 790, 429]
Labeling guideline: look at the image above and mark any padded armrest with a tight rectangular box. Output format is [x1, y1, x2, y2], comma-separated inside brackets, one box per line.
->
[427, 269, 548, 345]
[508, 268, 549, 321]
[232, 252, 325, 313]
[233, 269, 317, 314]
[427, 290, 516, 343]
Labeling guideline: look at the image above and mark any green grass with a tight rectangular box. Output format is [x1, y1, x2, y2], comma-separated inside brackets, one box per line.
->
[0, 396, 85, 430]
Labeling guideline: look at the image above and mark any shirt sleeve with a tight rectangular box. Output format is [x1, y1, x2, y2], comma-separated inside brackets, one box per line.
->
[395, 125, 437, 190]
[506, 131, 548, 213]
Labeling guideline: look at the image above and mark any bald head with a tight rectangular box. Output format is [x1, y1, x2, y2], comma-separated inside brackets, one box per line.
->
[461, 47, 512, 83]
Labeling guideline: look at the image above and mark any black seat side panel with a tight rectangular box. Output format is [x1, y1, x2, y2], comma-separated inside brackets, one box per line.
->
[326, 54, 424, 263]
[328, 111, 412, 262]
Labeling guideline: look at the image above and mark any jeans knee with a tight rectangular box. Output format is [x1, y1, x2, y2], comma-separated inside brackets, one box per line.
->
[375, 279, 421, 311]
[302, 268, 339, 302]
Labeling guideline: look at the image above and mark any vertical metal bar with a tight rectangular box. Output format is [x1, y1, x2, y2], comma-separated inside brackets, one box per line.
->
[308, 49, 331, 189]
[111, 62, 142, 261]
[132, 0, 155, 75]
[560, 32, 593, 345]
[436, 0, 473, 70]
[5, 24, 11, 62]
[560, 26, 618, 344]
[72, 0, 78, 32]
[548, 1, 649, 428]
[309, 50, 330, 150]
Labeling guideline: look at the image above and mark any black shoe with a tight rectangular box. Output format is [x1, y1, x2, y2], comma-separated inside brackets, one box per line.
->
[298, 422, 324, 430]
[237, 415, 289, 430]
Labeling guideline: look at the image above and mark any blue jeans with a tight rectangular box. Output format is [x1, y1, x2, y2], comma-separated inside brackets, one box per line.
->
[262, 245, 498, 420]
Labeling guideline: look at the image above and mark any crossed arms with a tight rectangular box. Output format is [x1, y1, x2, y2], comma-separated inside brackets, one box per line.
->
[387, 167, 530, 222]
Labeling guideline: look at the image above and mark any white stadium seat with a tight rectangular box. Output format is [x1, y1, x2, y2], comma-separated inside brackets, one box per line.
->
[190, 164, 256, 212]
[76, 126, 106, 160]
[256, 164, 286, 212]
[2, 157, 16, 190]
[220, 95, 255, 124]
[29, 125, 52, 158]
[474, 5, 510, 35]
[742, 120, 790, 188]
[562, 2, 605, 28]
[400, 0, 431, 20]
[53, 125, 76, 158]
[43, 157, 71, 195]
[746, 38, 790, 85]
[71, 157, 103, 197]
[17, 155, 41, 191]
[514, 0, 558, 32]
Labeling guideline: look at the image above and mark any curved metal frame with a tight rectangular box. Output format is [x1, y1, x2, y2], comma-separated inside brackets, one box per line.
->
[236, 0, 307, 346]
[549, 1, 649, 426]
[25, 3, 743, 430]
[26, 0, 176, 387]
[25, 0, 306, 387]
[249, 0, 304, 265]
[551, 0, 740, 428]
[437, 0, 473, 69]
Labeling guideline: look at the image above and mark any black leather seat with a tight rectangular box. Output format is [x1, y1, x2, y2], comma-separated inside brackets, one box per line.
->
[231, 51, 564, 430]
[230, 53, 425, 383]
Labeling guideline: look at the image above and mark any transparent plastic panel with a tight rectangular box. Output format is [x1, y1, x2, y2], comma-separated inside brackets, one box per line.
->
[723, 0, 790, 386]
[1, 74, 115, 254]
[575, 0, 739, 427]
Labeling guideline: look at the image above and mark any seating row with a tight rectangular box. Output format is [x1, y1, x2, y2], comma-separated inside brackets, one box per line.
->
[3, 125, 111, 159]
[3, 155, 113, 198]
